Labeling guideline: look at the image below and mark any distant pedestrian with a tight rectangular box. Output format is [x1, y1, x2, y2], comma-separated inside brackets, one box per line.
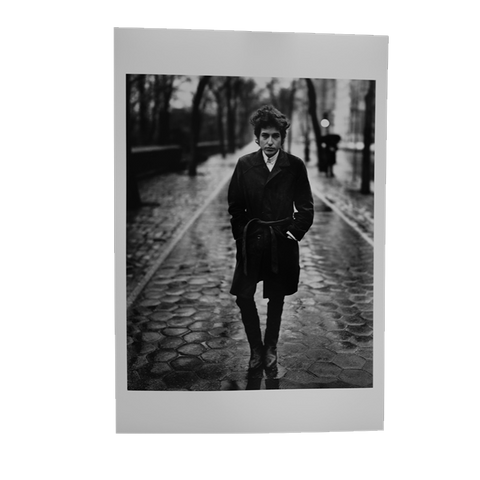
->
[322, 133, 341, 178]
[228, 105, 314, 370]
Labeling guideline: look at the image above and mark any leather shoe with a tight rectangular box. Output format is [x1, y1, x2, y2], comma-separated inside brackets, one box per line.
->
[264, 346, 277, 369]
[249, 346, 263, 370]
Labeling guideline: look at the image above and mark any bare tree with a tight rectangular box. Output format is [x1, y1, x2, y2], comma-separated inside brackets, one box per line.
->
[236, 78, 259, 147]
[225, 76, 243, 153]
[137, 75, 149, 145]
[286, 80, 297, 153]
[361, 80, 375, 194]
[210, 79, 227, 158]
[126, 75, 142, 209]
[305, 78, 324, 171]
[152, 75, 175, 144]
[189, 75, 211, 176]
[299, 106, 311, 163]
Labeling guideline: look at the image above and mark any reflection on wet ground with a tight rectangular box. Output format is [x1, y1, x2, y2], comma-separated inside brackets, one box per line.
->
[127, 183, 374, 391]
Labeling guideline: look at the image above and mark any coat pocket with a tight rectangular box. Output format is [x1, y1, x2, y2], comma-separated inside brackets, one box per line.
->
[277, 233, 299, 274]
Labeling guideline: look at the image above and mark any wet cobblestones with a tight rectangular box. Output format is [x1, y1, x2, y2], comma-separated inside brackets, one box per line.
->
[126, 175, 374, 390]
[126, 152, 237, 298]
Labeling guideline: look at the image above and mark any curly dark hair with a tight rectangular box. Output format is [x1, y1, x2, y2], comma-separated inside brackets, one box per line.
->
[249, 105, 290, 143]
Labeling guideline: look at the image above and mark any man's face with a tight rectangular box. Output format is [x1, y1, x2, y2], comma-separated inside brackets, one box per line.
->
[257, 127, 282, 158]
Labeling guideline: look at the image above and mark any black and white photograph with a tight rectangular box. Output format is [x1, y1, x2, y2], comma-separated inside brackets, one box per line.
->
[114, 28, 387, 433]
[125, 74, 376, 392]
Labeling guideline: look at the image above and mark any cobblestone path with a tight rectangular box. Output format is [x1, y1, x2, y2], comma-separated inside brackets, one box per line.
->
[126, 155, 235, 299]
[127, 183, 374, 391]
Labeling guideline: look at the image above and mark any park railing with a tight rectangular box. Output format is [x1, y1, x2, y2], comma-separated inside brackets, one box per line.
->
[129, 141, 224, 178]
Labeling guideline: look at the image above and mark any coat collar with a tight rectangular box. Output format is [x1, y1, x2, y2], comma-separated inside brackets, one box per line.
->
[256, 149, 290, 185]
[252, 148, 290, 168]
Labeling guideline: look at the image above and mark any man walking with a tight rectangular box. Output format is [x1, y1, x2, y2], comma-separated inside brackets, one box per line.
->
[228, 105, 314, 370]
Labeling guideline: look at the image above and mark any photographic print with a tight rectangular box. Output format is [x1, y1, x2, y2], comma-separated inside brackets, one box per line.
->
[126, 74, 375, 391]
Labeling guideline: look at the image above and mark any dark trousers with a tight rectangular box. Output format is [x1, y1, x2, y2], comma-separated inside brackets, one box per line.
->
[236, 294, 285, 348]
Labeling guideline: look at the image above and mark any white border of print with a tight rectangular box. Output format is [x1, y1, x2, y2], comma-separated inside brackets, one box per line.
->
[114, 28, 387, 433]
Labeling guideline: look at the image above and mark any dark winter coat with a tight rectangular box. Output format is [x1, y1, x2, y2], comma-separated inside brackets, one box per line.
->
[228, 149, 314, 298]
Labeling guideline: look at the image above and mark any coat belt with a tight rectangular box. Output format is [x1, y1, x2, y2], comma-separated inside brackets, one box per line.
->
[241, 217, 292, 276]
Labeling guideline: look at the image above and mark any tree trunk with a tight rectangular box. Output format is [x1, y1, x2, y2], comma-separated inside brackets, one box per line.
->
[225, 77, 236, 153]
[126, 76, 141, 209]
[361, 80, 375, 194]
[287, 80, 296, 153]
[305, 78, 324, 171]
[138, 75, 149, 145]
[303, 113, 311, 163]
[158, 76, 175, 144]
[189, 76, 211, 176]
[214, 90, 226, 158]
